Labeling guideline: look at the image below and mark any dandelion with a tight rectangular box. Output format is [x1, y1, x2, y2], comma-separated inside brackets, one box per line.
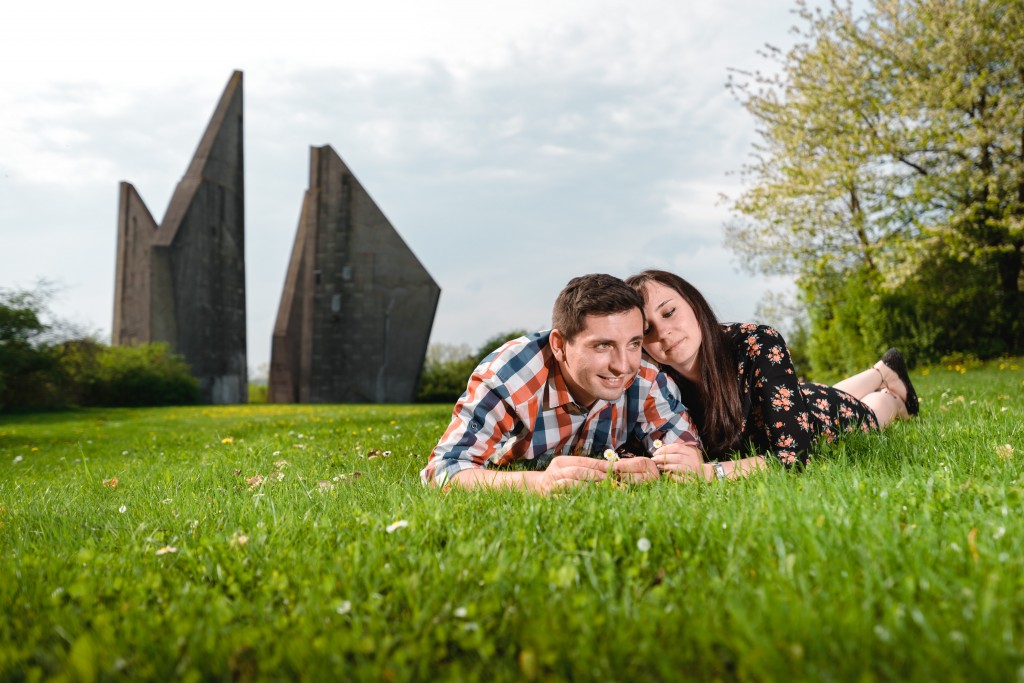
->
[155, 546, 178, 555]
[386, 520, 409, 534]
[31, 447, 39, 452]
[118, 505, 127, 514]
[637, 537, 652, 552]
[221, 437, 234, 444]
[603, 449, 619, 463]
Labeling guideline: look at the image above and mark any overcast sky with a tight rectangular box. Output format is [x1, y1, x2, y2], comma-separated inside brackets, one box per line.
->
[0, 0, 808, 376]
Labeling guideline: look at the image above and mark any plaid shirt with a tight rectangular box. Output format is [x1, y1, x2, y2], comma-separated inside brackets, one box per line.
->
[421, 330, 699, 486]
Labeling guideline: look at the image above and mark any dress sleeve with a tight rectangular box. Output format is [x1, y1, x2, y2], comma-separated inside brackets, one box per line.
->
[420, 362, 521, 487]
[734, 324, 816, 467]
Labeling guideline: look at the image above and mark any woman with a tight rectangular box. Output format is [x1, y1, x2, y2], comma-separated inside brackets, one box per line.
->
[625, 269, 919, 480]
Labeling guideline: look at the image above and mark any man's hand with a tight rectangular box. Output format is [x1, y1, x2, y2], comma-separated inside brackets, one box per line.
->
[651, 442, 704, 478]
[450, 454, 664, 493]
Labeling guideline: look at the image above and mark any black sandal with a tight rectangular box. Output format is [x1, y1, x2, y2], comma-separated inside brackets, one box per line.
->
[881, 348, 919, 416]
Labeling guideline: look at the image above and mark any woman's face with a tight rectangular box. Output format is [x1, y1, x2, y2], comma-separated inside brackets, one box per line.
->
[641, 280, 703, 381]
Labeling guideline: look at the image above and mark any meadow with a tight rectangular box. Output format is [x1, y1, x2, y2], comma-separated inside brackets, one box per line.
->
[1, 358, 1022, 681]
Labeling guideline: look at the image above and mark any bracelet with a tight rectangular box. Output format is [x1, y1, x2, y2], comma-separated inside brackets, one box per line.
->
[712, 461, 726, 481]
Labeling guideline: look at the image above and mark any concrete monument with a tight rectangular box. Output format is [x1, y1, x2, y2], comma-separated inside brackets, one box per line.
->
[269, 145, 439, 403]
[112, 71, 247, 404]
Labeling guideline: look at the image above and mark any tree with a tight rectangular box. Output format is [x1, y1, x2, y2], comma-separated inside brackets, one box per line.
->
[726, 0, 1024, 368]
[0, 284, 61, 409]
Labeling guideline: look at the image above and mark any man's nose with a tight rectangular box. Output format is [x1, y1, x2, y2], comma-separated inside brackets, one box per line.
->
[609, 347, 630, 373]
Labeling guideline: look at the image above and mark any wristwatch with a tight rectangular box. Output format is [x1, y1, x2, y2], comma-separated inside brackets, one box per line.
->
[712, 461, 726, 481]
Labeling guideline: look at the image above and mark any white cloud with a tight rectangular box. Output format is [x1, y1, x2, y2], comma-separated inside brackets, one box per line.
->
[0, 0, 820, 369]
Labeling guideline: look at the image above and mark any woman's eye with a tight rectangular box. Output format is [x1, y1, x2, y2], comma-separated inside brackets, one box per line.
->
[663, 308, 675, 318]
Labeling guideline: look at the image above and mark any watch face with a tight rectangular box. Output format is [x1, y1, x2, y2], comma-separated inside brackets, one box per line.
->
[713, 462, 726, 480]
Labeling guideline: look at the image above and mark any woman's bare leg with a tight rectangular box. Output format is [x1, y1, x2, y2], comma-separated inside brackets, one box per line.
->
[861, 389, 907, 429]
[834, 367, 885, 400]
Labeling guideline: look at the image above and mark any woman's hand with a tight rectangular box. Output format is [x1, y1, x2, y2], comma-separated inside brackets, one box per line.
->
[651, 442, 705, 478]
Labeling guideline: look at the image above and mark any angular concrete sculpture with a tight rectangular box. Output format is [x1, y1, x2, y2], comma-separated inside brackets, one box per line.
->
[112, 71, 247, 404]
[269, 145, 440, 403]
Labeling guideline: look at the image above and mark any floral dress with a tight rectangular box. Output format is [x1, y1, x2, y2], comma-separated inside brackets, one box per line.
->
[721, 323, 877, 467]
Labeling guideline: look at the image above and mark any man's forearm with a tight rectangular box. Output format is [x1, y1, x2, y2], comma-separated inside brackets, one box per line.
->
[448, 467, 547, 491]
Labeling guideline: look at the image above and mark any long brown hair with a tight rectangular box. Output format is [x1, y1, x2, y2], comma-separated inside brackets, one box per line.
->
[625, 269, 743, 456]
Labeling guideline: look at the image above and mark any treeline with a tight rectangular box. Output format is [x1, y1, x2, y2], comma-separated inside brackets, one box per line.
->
[0, 285, 198, 411]
[727, 0, 1024, 376]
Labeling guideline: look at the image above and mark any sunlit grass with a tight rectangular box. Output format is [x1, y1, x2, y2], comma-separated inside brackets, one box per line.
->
[1, 360, 1022, 681]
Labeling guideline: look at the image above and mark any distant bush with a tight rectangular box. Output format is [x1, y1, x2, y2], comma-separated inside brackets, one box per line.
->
[417, 329, 530, 403]
[248, 383, 268, 404]
[1, 282, 199, 411]
[57, 340, 199, 407]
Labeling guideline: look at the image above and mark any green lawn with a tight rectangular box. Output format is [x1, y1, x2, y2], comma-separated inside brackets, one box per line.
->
[1, 359, 1022, 681]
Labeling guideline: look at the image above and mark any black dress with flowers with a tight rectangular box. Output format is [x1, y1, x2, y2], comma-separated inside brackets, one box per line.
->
[712, 323, 878, 467]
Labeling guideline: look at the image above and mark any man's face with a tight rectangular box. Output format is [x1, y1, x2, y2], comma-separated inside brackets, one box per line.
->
[551, 309, 644, 408]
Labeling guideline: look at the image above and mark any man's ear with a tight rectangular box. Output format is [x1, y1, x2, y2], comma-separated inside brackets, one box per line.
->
[549, 328, 567, 362]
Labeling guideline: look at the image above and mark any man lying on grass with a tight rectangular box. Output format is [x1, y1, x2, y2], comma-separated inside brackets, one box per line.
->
[420, 273, 701, 492]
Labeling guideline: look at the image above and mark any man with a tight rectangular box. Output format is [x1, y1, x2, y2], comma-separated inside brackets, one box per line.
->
[420, 273, 700, 492]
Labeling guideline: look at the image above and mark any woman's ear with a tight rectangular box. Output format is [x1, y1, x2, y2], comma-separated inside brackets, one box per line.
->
[549, 328, 567, 362]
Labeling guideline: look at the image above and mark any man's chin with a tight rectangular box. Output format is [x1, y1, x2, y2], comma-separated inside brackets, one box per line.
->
[593, 387, 627, 402]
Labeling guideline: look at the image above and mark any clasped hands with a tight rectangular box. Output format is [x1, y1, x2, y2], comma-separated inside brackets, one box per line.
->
[537, 443, 706, 492]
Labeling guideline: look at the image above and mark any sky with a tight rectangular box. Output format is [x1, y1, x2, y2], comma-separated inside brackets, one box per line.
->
[0, 0, 806, 377]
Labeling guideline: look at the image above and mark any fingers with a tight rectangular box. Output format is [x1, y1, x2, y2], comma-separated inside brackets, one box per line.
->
[550, 455, 609, 471]
[613, 457, 660, 483]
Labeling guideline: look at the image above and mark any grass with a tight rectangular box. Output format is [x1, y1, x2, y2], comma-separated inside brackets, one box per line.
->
[1, 359, 1022, 681]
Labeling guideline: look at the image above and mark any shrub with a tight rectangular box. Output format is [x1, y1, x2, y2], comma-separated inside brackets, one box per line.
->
[57, 340, 199, 407]
[417, 329, 530, 403]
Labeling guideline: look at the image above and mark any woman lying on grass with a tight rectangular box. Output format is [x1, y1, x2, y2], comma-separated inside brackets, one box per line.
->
[625, 269, 920, 481]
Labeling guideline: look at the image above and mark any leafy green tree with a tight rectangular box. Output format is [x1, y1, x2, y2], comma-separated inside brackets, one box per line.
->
[0, 285, 61, 409]
[727, 0, 1024, 367]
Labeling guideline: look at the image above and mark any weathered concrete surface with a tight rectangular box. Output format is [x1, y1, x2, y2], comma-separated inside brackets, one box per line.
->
[269, 145, 440, 404]
[112, 71, 247, 404]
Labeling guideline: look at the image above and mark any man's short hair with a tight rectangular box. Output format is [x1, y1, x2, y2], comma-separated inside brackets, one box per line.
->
[551, 273, 645, 342]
